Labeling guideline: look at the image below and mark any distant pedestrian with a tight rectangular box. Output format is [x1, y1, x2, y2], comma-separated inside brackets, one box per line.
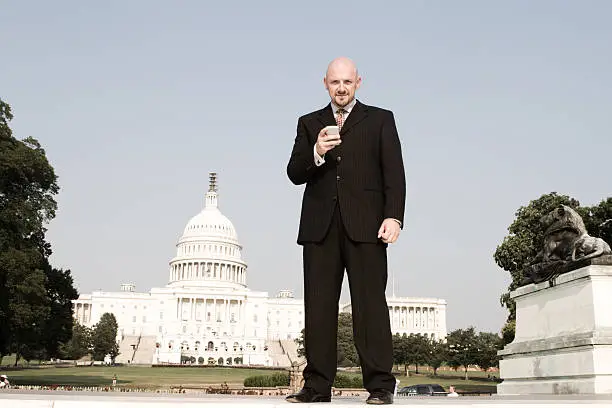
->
[447, 385, 459, 397]
[0, 375, 9, 388]
[112, 374, 117, 387]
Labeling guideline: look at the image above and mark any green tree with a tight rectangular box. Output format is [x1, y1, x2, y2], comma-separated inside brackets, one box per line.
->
[295, 328, 305, 357]
[474, 332, 502, 373]
[428, 339, 448, 376]
[91, 313, 119, 362]
[40, 261, 79, 359]
[392, 333, 410, 376]
[446, 327, 479, 380]
[581, 198, 612, 245]
[404, 334, 430, 374]
[2, 247, 49, 365]
[501, 320, 515, 345]
[59, 320, 92, 360]
[336, 313, 359, 367]
[0, 98, 76, 364]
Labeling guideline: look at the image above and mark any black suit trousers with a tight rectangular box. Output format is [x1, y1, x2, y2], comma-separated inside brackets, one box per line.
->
[302, 204, 395, 394]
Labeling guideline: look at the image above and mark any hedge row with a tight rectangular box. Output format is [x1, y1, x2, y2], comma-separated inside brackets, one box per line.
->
[243, 373, 290, 387]
[333, 373, 363, 388]
[243, 373, 363, 389]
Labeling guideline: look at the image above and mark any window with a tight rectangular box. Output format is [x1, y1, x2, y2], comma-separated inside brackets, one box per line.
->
[132, 316, 136, 323]
[416, 386, 429, 395]
[160, 312, 164, 320]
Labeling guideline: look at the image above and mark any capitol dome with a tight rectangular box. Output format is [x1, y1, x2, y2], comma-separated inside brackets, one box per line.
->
[167, 173, 247, 289]
[181, 198, 238, 243]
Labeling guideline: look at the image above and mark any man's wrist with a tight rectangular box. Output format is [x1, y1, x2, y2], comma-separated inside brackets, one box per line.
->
[313, 144, 325, 166]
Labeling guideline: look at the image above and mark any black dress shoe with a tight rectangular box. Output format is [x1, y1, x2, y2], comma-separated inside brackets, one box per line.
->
[286, 387, 331, 403]
[366, 389, 393, 405]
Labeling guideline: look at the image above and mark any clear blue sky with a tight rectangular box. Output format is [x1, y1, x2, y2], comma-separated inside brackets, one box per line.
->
[2, 1, 611, 333]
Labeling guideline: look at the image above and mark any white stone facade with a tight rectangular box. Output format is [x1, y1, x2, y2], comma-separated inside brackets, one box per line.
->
[341, 297, 447, 341]
[73, 173, 448, 366]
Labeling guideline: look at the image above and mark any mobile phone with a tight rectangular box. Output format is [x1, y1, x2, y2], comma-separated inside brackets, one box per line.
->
[324, 125, 340, 137]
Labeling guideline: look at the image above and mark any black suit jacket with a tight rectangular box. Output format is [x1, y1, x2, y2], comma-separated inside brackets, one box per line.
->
[287, 100, 406, 244]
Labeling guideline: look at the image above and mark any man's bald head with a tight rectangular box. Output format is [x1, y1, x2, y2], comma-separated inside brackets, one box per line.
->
[324, 57, 361, 107]
[326, 57, 359, 78]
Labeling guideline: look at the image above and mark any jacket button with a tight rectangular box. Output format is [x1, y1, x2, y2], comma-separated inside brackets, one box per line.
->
[336, 156, 341, 162]
[336, 175, 340, 181]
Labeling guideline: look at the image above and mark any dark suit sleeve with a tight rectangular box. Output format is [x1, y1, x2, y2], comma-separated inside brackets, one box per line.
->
[380, 111, 406, 226]
[287, 117, 318, 185]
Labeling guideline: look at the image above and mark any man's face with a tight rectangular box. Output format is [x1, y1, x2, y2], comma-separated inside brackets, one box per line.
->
[324, 61, 361, 107]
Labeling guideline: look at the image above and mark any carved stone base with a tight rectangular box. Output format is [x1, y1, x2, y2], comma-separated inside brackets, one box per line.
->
[498, 261, 612, 395]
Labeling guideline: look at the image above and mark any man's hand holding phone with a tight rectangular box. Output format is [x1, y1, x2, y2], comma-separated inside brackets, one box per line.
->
[315, 125, 341, 156]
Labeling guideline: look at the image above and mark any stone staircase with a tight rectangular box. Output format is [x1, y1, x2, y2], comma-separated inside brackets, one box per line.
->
[115, 335, 156, 365]
[131, 335, 157, 364]
[280, 339, 305, 366]
[265, 340, 291, 368]
[115, 335, 139, 364]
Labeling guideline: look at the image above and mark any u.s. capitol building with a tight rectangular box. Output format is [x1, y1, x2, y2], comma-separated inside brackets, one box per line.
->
[72, 173, 447, 366]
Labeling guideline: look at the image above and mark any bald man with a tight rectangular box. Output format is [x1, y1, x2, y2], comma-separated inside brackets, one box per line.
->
[286, 57, 406, 405]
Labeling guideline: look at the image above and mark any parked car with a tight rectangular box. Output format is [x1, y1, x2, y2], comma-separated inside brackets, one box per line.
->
[398, 384, 447, 396]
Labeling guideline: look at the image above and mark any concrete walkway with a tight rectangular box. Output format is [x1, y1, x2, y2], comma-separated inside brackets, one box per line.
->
[2, 390, 612, 407]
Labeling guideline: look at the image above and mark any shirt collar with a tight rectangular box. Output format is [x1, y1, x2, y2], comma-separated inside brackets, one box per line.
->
[331, 98, 357, 114]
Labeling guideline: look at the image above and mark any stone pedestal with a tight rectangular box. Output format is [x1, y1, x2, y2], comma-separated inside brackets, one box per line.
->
[498, 260, 612, 395]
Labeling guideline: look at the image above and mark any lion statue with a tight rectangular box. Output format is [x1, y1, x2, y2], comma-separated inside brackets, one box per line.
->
[522, 205, 612, 285]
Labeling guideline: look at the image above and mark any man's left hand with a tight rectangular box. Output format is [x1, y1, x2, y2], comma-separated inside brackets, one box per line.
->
[378, 218, 401, 244]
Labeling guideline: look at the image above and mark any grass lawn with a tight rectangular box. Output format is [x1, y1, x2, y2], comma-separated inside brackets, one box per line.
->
[1, 356, 500, 394]
[334, 366, 499, 394]
[2, 365, 498, 392]
[1, 366, 287, 388]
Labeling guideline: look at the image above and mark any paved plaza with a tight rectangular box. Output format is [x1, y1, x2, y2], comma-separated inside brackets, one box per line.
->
[3, 390, 612, 408]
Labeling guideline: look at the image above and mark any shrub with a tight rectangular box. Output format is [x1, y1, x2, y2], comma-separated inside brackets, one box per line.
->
[243, 373, 290, 387]
[333, 373, 363, 388]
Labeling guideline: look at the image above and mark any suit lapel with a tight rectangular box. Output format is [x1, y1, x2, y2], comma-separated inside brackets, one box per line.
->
[316, 103, 337, 128]
[316, 100, 368, 134]
[340, 100, 367, 135]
